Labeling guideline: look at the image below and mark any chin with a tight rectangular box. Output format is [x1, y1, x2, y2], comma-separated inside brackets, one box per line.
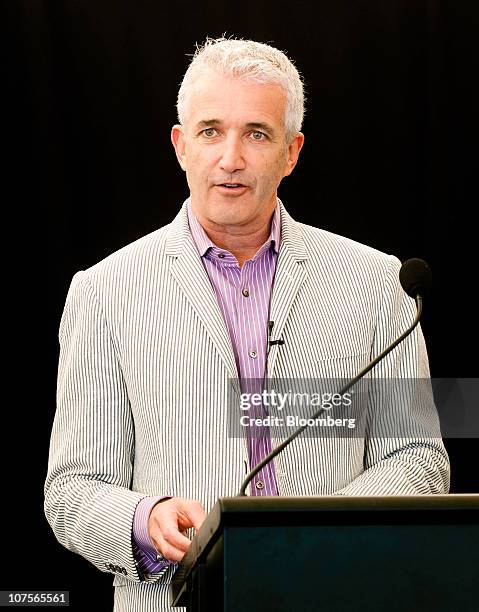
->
[211, 211, 249, 227]
[208, 199, 255, 225]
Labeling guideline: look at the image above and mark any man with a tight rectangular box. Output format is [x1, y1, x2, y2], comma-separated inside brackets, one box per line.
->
[45, 37, 450, 611]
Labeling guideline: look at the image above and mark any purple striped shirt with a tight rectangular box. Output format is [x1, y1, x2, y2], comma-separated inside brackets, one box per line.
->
[132, 199, 281, 575]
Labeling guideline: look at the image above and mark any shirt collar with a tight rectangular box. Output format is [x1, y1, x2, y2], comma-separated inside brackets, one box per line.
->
[187, 198, 281, 259]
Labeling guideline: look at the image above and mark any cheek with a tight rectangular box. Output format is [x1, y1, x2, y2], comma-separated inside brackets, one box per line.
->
[189, 149, 215, 172]
[258, 154, 287, 184]
[186, 154, 209, 183]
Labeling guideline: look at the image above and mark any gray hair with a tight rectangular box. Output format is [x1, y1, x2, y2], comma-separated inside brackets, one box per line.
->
[177, 37, 306, 143]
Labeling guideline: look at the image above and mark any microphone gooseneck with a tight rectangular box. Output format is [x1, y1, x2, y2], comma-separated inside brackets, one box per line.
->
[237, 259, 429, 496]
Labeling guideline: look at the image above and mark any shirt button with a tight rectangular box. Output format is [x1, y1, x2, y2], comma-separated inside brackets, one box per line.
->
[255, 481, 264, 490]
[242, 288, 249, 297]
[249, 349, 257, 359]
[218, 253, 226, 259]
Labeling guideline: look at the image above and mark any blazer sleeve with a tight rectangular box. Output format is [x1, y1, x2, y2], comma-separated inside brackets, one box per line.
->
[44, 270, 168, 584]
[335, 255, 450, 496]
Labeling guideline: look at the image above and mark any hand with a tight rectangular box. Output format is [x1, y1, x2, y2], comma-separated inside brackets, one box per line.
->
[148, 497, 206, 563]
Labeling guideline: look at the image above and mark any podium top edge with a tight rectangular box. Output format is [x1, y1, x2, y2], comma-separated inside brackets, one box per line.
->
[215, 494, 479, 513]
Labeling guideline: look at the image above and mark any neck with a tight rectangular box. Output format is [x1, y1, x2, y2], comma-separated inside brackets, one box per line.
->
[191, 202, 276, 267]
[208, 222, 272, 266]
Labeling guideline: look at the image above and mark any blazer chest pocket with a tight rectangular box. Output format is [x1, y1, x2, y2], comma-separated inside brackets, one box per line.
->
[268, 351, 371, 424]
[311, 352, 370, 380]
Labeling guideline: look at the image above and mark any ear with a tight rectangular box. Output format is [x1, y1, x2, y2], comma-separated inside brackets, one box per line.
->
[283, 132, 305, 178]
[171, 124, 187, 171]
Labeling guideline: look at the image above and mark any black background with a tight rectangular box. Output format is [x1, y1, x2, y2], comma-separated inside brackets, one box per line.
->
[5, 0, 477, 609]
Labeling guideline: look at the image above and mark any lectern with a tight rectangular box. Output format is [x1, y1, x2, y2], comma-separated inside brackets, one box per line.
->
[171, 494, 478, 611]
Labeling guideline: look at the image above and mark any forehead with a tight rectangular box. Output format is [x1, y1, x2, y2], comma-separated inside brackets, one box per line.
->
[186, 71, 287, 130]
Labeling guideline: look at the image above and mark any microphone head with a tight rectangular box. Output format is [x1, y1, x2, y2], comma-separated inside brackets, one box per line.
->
[399, 258, 432, 298]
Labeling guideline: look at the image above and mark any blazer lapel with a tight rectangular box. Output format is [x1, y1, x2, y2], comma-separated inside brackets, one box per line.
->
[165, 202, 239, 382]
[164, 200, 309, 382]
[267, 202, 309, 378]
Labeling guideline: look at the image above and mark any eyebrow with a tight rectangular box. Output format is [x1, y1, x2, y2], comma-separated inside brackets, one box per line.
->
[195, 119, 276, 136]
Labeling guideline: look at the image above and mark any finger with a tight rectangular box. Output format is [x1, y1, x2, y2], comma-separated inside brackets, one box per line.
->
[177, 499, 207, 532]
[162, 524, 192, 553]
[154, 533, 187, 564]
[152, 506, 192, 552]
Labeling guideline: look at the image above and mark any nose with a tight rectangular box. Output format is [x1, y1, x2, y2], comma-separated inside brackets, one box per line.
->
[219, 133, 246, 174]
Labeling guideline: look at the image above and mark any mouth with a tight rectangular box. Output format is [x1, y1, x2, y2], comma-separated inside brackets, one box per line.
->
[215, 183, 249, 196]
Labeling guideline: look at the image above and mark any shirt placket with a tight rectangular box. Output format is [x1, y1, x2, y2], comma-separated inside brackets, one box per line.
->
[236, 258, 278, 497]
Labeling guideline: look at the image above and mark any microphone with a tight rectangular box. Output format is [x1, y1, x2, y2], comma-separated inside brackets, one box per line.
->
[237, 258, 431, 496]
[399, 258, 432, 299]
[268, 321, 284, 348]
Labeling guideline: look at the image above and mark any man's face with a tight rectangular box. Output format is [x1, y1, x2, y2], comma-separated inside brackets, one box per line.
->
[171, 70, 304, 232]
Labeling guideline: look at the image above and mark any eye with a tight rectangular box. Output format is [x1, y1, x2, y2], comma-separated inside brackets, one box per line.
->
[202, 128, 218, 137]
[251, 131, 266, 141]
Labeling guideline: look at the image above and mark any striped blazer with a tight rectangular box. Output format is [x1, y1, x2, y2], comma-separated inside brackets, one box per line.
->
[44, 199, 450, 611]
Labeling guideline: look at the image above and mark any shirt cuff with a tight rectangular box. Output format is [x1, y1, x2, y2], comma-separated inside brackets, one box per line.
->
[132, 495, 175, 574]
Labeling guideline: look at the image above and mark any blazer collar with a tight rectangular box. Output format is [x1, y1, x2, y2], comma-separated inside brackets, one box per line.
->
[165, 197, 309, 262]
